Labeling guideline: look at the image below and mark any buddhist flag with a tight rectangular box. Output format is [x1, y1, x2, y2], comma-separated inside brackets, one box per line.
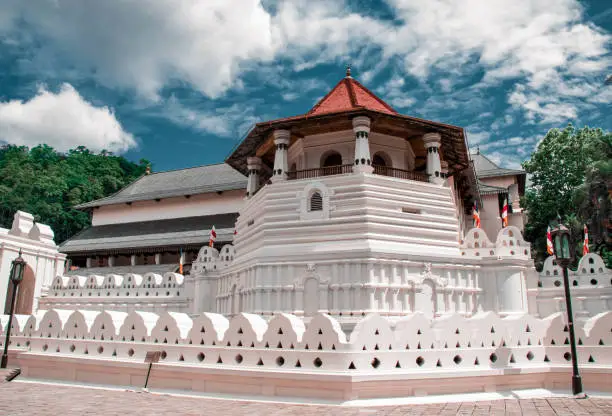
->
[546, 226, 554, 255]
[583, 225, 589, 255]
[179, 248, 184, 275]
[472, 201, 481, 228]
[501, 196, 508, 228]
[209, 225, 217, 247]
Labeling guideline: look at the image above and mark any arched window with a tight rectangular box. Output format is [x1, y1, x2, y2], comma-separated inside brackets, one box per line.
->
[322, 151, 342, 167]
[373, 154, 386, 166]
[310, 192, 323, 211]
[372, 151, 391, 167]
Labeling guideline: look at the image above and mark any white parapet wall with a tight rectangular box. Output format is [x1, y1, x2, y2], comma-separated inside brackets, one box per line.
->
[537, 253, 612, 319]
[39, 272, 191, 313]
[2, 309, 611, 400]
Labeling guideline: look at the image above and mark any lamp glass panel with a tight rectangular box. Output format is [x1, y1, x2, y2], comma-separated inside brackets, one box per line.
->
[11, 261, 25, 282]
[562, 234, 571, 259]
[554, 235, 562, 258]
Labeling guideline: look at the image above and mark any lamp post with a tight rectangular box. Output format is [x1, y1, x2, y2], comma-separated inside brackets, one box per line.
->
[550, 222, 583, 395]
[1, 250, 26, 369]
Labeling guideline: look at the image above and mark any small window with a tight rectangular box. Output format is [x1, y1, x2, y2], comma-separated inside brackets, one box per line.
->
[310, 192, 323, 211]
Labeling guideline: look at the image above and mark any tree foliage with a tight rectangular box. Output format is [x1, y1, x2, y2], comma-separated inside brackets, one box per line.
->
[0, 144, 149, 243]
[521, 124, 612, 268]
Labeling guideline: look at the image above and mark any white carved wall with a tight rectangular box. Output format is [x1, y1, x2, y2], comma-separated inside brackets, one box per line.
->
[2, 309, 611, 398]
[537, 253, 612, 318]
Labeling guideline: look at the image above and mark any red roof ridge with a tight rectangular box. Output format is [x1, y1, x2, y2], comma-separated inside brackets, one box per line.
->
[307, 74, 397, 116]
[349, 77, 397, 114]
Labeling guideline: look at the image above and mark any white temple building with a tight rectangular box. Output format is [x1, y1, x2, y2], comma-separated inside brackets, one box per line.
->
[2, 70, 611, 401]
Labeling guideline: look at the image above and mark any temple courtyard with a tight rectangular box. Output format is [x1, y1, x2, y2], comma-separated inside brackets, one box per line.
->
[1, 370, 611, 416]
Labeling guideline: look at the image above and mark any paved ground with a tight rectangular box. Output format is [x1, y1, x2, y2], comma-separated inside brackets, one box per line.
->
[1, 374, 611, 415]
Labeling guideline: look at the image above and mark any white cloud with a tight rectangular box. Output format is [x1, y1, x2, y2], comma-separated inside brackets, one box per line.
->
[0, 84, 136, 153]
[508, 85, 579, 124]
[389, 97, 416, 108]
[439, 78, 452, 93]
[163, 97, 260, 138]
[0, 0, 608, 129]
[467, 130, 490, 145]
[3, 0, 277, 100]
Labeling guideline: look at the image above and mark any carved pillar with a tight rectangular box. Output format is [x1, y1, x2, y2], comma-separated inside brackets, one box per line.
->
[246, 156, 262, 198]
[130, 255, 137, 266]
[294, 287, 303, 315]
[154, 253, 161, 265]
[423, 132, 444, 184]
[352, 116, 373, 174]
[440, 160, 449, 187]
[86, 257, 92, 268]
[331, 285, 339, 313]
[271, 130, 290, 183]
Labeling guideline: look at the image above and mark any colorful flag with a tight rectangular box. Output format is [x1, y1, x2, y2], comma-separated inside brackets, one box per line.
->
[501, 196, 508, 228]
[472, 201, 481, 228]
[546, 226, 554, 255]
[209, 225, 217, 247]
[583, 225, 589, 255]
[179, 248, 184, 275]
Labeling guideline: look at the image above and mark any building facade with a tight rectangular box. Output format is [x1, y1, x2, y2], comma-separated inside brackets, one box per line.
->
[0, 211, 66, 315]
[46, 71, 540, 321]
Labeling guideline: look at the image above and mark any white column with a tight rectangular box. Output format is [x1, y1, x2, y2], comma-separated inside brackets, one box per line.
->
[440, 160, 449, 186]
[423, 132, 444, 184]
[352, 116, 374, 174]
[108, 256, 116, 267]
[246, 156, 262, 197]
[130, 255, 137, 266]
[271, 130, 290, 183]
[154, 253, 161, 265]
[86, 257, 92, 268]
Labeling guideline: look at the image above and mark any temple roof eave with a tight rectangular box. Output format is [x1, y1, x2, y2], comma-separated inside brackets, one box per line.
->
[226, 108, 471, 177]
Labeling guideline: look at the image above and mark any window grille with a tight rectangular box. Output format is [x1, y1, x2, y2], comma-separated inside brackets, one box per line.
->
[310, 192, 323, 211]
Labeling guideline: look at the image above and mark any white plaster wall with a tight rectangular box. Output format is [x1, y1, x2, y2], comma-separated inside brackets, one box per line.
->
[91, 189, 245, 226]
[295, 130, 413, 170]
[0, 213, 66, 314]
[537, 254, 612, 319]
[6, 309, 612, 400]
[206, 175, 534, 319]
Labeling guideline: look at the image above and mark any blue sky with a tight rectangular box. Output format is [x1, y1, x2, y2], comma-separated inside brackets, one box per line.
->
[0, 0, 610, 172]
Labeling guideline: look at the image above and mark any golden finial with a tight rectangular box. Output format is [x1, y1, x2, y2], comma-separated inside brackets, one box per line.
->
[345, 64, 352, 78]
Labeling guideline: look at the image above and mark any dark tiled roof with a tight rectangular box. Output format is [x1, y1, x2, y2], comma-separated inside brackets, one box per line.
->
[76, 163, 247, 209]
[60, 213, 238, 254]
[471, 152, 525, 178]
[478, 182, 509, 195]
[65, 264, 178, 276]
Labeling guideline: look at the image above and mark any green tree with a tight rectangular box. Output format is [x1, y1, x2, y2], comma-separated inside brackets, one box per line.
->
[0, 144, 150, 243]
[521, 124, 612, 269]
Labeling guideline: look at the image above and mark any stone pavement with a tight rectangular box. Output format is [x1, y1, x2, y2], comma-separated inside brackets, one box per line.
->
[0, 380, 611, 415]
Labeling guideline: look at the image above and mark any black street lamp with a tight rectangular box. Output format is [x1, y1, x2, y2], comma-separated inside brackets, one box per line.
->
[1, 250, 26, 369]
[550, 222, 583, 395]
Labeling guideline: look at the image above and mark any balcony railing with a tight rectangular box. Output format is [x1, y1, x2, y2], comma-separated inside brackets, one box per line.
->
[373, 165, 429, 182]
[286, 164, 429, 183]
[287, 164, 353, 180]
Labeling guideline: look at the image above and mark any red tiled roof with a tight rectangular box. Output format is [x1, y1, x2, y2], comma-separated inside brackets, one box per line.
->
[308, 76, 397, 116]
